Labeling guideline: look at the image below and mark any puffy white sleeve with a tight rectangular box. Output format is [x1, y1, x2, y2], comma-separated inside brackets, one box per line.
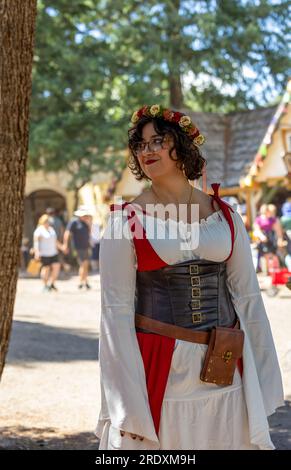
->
[98, 211, 159, 445]
[226, 211, 284, 416]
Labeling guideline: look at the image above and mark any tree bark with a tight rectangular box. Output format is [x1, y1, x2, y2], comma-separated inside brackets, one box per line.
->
[169, 74, 184, 110]
[165, 0, 184, 109]
[0, 0, 37, 380]
[74, 187, 80, 212]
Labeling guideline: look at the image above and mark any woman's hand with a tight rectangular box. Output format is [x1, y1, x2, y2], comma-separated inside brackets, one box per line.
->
[57, 241, 65, 252]
[61, 244, 69, 255]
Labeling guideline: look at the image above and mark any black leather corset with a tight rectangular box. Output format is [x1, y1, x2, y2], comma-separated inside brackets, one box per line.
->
[135, 258, 237, 332]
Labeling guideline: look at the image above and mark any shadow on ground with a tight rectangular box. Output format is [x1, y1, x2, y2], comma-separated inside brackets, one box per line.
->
[0, 426, 99, 450]
[1, 403, 290, 450]
[7, 321, 99, 363]
[269, 400, 291, 450]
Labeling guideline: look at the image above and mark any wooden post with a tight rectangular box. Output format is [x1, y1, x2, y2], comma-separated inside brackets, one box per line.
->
[245, 189, 252, 229]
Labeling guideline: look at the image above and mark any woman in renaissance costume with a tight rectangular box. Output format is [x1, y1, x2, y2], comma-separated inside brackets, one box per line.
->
[96, 105, 284, 450]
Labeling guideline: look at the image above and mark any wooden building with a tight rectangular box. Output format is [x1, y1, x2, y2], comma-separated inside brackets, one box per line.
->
[113, 80, 291, 228]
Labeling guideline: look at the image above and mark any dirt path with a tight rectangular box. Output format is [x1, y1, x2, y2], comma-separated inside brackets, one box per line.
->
[0, 275, 101, 450]
[0, 274, 290, 449]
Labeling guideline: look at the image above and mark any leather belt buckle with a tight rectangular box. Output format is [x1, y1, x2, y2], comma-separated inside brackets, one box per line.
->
[190, 264, 199, 275]
[190, 299, 201, 310]
[191, 276, 200, 286]
[192, 287, 201, 297]
[192, 312, 203, 324]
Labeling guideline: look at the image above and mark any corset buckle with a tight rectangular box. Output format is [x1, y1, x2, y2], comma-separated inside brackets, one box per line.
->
[191, 276, 200, 286]
[190, 299, 201, 310]
[190, 264, 199, 275]
[192, 287, 201, 297]
[192, 312, 204, 323]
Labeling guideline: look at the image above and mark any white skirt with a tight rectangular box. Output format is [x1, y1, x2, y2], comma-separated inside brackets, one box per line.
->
[98, 340, 266, 450]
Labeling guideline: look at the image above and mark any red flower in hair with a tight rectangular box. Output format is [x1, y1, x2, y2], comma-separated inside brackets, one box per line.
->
[172, 112, 182, 123]
[189, 127, 200, 138]
[130, 105, 205, 146]
[137, 106, 146, 118]
[163, 109, 174, 120]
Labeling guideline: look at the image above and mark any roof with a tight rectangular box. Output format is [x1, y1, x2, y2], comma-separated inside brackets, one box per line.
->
[185, 106, 277, 188]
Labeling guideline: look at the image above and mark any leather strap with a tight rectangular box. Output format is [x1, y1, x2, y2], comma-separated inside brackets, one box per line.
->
[135, 313, 239, 345]
[135, 313, 210, 344]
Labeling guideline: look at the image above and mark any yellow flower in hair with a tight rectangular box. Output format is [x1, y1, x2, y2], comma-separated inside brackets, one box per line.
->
[194, 134, 205, 146]
[179, 115, 192, 127]
[131, 111, 139, 123]
[150, 104, 160, 116]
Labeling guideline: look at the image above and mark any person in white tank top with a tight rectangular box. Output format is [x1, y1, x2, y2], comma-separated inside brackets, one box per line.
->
[33, 214, 64, 292]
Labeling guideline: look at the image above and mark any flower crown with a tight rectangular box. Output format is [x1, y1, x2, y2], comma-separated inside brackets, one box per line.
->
[130, 104, 205, 146]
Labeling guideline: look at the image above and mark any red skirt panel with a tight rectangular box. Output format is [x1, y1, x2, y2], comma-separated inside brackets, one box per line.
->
[136, 332, 175, 435]
[137, 332, 243, 435]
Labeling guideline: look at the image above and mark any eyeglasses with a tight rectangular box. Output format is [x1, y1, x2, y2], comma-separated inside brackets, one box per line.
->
[133, 136, 168, 155]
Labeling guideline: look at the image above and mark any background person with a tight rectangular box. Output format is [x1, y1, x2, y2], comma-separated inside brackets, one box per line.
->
[63, 206, 93, 290]
[45, 207, 65, 243]
[20, 237, 30, 271]
[280, 200, 291, 271]
[90, 219, 101, 273]
[33, 214, 63, 292]
[253, 203, 284, 273]
[46, 207, 66, 275]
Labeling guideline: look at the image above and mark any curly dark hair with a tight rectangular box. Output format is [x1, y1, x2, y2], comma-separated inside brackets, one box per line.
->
[127, 115, 206, 181]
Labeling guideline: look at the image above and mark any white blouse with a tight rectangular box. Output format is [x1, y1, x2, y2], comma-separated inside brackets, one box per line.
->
[33, 225, 58, 257]
[96, 205, 284, 450]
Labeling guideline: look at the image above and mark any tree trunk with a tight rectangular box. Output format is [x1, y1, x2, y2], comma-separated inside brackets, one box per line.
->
[165, 0, 184, 109]
[73, 187, 79, 211]
[169, 74, 184, 110]
[0, 0, 37, 380]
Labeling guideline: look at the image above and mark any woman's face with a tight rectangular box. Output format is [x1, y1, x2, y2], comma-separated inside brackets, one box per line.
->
[137, 122, 181, 180]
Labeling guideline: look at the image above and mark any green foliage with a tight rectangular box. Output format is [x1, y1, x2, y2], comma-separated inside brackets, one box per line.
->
[29, 0, 290, 186]
[30, 0, 129, 189]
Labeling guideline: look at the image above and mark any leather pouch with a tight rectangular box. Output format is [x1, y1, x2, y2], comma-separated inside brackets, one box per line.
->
[200, 326, 244, 386]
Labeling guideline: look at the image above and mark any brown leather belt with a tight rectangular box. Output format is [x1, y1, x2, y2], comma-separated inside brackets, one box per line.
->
[135, 313, 239, 345]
